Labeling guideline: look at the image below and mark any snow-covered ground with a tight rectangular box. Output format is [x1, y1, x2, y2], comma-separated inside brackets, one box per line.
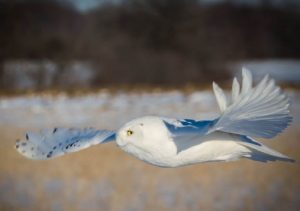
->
[0, 91, 217, 129]
[0, 90, 299, 130]
[1, 90, 299, 211]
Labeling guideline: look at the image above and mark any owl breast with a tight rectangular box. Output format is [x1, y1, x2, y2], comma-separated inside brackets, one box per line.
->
[120, 139, 180, 167]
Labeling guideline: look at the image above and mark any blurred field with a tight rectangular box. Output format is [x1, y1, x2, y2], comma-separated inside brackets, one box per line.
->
[2, 1, 300, 210]
[0, 90, 299, 211]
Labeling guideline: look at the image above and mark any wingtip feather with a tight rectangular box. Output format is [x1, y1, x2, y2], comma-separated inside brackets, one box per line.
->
[241, 67, 253, 95]
[213, 81, 227, 113]
[232, 77, 240, 103]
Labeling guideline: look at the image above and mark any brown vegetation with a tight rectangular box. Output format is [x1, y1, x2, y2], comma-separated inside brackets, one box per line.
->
[1, 0, 300, 89]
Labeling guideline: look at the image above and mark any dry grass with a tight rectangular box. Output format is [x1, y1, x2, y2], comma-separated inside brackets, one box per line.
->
[0, 124, 299, 211]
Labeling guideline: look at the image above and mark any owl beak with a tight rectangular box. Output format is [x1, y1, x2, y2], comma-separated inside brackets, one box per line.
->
[116, 133, 127, 147]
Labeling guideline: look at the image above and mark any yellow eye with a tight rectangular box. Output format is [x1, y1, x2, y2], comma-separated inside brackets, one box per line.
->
[127, 130, 134, 136]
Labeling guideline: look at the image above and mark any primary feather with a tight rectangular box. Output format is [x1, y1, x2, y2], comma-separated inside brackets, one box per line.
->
[213, 82, 228, 113]
[231, 77, 240, 103]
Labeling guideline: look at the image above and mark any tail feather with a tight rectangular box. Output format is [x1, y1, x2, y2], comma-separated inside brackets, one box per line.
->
[239, 136, 295, 163]
[245, 148, 295, 163]
[211, 68, 292, 138]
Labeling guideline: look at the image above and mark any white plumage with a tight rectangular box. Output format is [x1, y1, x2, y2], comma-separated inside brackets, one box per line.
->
[15, 68, 294, 167]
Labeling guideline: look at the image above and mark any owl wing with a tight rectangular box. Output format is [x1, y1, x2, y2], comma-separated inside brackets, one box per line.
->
[15, 128, 115, 160]
[210, 68, 292, 138]
[163, 68, 292, 153]
[163, 118, 214, 153]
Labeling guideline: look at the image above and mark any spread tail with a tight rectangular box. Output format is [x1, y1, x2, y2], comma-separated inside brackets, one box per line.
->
[239, 136, 295, 163]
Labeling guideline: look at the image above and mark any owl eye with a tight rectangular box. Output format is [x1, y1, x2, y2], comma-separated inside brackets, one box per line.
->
[127, 130, 134, 136]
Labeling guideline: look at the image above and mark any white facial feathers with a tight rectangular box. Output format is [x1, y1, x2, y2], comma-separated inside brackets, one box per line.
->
[116, 116, 174, 151]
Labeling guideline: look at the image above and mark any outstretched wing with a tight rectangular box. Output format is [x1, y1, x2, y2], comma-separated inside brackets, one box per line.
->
[163, 68, 292, 155]
[15, 128, 115, 160]
[210, 68, 292, 138]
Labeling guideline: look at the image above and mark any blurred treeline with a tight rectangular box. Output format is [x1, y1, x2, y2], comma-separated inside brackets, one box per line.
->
[1, 0, 300, 89]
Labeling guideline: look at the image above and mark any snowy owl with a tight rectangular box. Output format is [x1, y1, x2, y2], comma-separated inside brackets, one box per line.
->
[15, 68, 294, 167]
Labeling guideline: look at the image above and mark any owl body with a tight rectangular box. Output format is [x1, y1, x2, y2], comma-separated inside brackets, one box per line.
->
[15, 69, 295, 166]
[117, 116, 258, 167]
